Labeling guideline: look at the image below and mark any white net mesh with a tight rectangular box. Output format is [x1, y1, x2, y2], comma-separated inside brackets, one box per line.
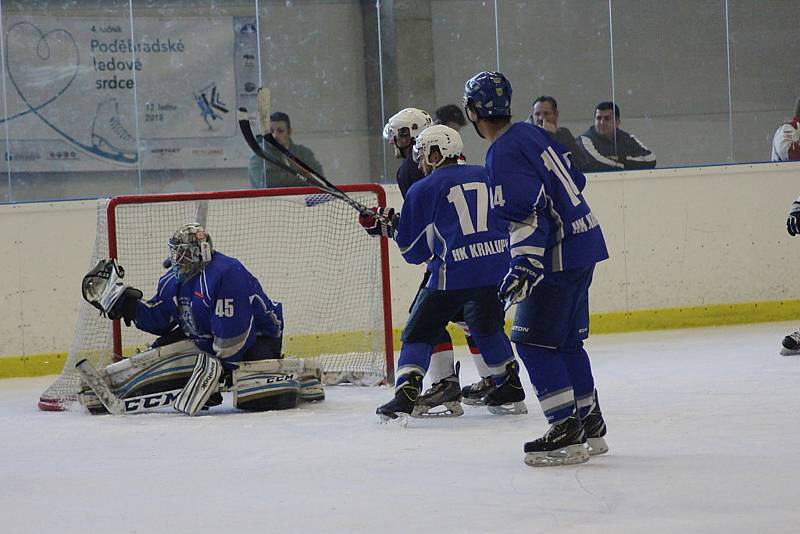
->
[39, 188, 391, 410]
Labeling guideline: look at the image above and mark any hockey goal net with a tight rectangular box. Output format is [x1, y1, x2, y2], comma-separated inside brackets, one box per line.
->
[38, 185, 394, 411]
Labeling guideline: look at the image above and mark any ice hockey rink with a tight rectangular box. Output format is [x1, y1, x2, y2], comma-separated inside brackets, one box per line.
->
[1, 321, 798, 534]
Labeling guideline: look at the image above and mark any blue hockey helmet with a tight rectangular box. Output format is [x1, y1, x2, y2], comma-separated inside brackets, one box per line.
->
[463, 71, 513, 119]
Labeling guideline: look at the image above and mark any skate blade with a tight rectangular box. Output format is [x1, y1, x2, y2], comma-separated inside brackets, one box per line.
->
[587, 437, 609, 456]
[524, 444, 590, 467]
[487, 401, 528, 415]
[780, 347, 800, 356]
[462, 397, 488, 407]
[411, 401, 464, 418]
[376, 411, 409, 426]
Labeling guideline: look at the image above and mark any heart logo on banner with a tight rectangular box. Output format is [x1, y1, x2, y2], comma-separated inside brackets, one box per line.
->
[5, 21, 138, 165]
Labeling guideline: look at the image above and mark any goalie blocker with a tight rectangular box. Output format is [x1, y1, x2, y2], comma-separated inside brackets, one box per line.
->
[77, 339, 324, 415]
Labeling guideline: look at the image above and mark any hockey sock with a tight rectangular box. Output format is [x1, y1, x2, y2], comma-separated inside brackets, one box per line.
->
[395, 342, 431, 389]
[471, 352, 491, 379]
[561, 342, 595, 418]
[515, 343, 575, 423]
[470, 331, 515, 377]
[456, 324, 492, 379]
[427, 341, 455, 383]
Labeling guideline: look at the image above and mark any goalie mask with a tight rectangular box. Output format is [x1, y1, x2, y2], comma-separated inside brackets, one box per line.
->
[382, 108, 433, 146]
[412, 124, 464, 168]
[168, 223, 213, 281]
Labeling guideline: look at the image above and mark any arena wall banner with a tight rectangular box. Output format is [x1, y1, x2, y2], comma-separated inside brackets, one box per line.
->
[0, 15, 259, 172]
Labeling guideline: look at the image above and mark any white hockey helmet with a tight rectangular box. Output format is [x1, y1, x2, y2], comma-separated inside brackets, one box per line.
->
[412, 124, 464, 168]
[382, 108, 433, 142]
[168, 223, 213, 280]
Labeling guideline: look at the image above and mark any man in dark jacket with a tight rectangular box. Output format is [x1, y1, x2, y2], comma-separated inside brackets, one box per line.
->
[526, 96, 588, 171]
[248, 112, 324, 188]
[577, 101, 656, 172]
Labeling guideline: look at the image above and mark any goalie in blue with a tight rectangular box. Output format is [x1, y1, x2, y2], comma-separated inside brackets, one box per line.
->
[464, 70, 609, 466]
[79, 223, 323, 416]
[360, 125, 526, 423]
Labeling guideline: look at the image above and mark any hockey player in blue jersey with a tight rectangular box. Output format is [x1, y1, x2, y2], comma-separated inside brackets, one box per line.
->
[464, 71, 610, 466]
[361, 125, 526, 422]
[384, 110, 498, 412]
[80, 223, 323, 415]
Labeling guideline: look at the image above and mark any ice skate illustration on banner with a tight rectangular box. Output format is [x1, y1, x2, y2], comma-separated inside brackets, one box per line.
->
[91, 97, 137, 162]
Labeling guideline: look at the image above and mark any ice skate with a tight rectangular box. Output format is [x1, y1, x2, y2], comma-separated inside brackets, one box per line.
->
[781, 330, 800, 355]
[524, 414, 590, 467]
[376, 373, 422, 424]
[412, 363, 463, 417]
[485, 361, 527, 415]
[461, 376, 496, 406]
[581, 393, 608, 456]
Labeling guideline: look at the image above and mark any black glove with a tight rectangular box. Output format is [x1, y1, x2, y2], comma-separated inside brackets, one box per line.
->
[788, 201, 800, 236]
[358, 207, 399, 238]
[107, 287, 143, 327]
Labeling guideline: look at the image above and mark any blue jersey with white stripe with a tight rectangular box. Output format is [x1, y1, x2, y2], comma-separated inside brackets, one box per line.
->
[486, 122, 608, 272]
[395, 163, 510, 290]
[134, 252, 283, 366]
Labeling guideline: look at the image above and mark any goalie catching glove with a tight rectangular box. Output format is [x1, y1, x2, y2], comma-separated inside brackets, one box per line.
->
[358, 207, 399, 238]
[498, 256, 545, 306]
[82, 258, 142, 326]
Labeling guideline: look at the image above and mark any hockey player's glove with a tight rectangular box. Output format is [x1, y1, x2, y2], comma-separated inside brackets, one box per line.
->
[82, 258, 142, 326]
[498, 256, 544, 306]
[107, 287, 143, 327]
[359, 207, 399, 239]
[788, 201, 800, 236]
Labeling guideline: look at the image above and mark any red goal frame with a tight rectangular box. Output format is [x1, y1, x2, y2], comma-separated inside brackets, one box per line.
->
[105, 184, 395, 382]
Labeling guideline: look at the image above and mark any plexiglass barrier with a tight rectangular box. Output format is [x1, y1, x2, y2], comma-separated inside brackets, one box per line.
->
[0, 0, 798, 203]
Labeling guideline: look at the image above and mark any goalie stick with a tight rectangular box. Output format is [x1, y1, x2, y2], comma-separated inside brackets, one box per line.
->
[75, 359, 125, 415]
[77, 357, 197, 415]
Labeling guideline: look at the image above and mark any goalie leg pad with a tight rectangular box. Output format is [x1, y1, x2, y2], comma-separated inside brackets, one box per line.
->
[232, 358, 303, 411]
[298, 359, 325, 402]
[103, 340, 201, 397]
[174, 354, 223, 416]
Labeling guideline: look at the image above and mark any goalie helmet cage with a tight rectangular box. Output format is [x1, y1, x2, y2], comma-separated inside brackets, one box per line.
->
[38, 185, 395, 411]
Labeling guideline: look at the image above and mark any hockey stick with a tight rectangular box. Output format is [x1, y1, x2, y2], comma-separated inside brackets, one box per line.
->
[77, 357, 191, 415]
[238, 109, 393, 224]
[76, 359, 125, 415]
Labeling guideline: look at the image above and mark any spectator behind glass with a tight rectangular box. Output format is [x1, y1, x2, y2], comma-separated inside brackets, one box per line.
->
[526, 96, 588, 171]
[771, 98, 800, 162]
[577, 101, 656, 172]
[434, 104, 467, 132]
[248, 111, 324, 188]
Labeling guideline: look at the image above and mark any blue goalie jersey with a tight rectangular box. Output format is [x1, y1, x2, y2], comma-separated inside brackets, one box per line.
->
[133, 252, 283, 366]
[486, 122, 609, 272]
[395, 163, 510, 290]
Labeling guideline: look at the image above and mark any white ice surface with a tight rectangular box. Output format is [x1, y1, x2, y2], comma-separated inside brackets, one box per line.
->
[2, 322, 800, 534]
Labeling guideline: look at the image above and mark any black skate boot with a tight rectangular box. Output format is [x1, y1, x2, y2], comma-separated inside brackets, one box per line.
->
[781, 330, 800, 355]
[484, 361, 527, 415]
[412, 362, 463, 417]
[376, 373, 423, 423]
[581, 392, 608, 456]
[461, 376, 496, 406]
[524, 414, 590, 467]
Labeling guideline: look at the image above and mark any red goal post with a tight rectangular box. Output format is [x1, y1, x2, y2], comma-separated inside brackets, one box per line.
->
[38, 185, 394, 411]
